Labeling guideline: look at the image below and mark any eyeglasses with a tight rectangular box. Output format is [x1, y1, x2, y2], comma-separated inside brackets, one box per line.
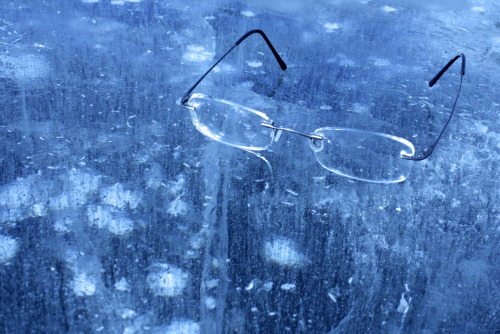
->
[181, 29, 466, 183]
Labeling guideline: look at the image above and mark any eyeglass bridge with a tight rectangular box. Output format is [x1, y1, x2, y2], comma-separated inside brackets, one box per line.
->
[261, 122, 323, 141]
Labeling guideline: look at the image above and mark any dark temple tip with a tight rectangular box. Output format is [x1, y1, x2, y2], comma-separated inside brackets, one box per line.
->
[429, 53, 465, 87]
[279, 60, 287, 71]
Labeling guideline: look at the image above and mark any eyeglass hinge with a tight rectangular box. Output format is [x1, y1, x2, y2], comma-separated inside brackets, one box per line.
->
[181, 95, 190, 105]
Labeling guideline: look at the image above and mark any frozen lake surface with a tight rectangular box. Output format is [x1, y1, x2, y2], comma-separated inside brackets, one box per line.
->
[0, 0, 498, 333]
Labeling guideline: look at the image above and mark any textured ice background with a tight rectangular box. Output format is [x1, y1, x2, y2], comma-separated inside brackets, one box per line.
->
[0, 0, 498, 333]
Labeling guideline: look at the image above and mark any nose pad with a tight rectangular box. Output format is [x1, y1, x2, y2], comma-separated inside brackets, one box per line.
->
[309, 137, 324, 152]
[273, 129, 283, 142]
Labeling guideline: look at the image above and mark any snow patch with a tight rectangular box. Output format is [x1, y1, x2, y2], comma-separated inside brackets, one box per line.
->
[0, 54, 50, 81]
[205, 297, 216, 309]
[167, 197, 188, 216]
[29, 203, 48, 217]
[120, 308, 137, 319]
[265, 238, 307, 267]
[147, 264, 188, 297]
[280, 283, 296, 291]
[262, 282, 273, 291]
[72, 272, 97, 296]
[182, 45, 214, 63]
[323, 23, 340, 32]
[111, 0, 142, 4]
[382, 6, 397, 12]
[397, 293, 410, 314]
[115, 277, 130, 291]
[471, 6, 485, 13]
[241, 10, 255, 17]
[168, 174, 185, 196]
[100, 183, 142, 209]
[54, 217, 74, 233]
[204, 279, 218, 290]
[373, 58, 391, 67]
[164, 320, 200, 334]
[0, 235, 18, 263]
[246, 60, 263, 68]
[145, 164, 164, 190]
[213, 63, 235, 73]
[50, 169, 102, 211]
[87, 205, 134, 235]
[0, 177, 33, 209]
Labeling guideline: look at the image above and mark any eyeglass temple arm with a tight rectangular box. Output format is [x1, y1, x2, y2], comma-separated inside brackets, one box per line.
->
[403, 53, 466, 161]
[181, 29, 287, 105]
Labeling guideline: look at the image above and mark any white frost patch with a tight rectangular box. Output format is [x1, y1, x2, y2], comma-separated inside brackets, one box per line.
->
[182, 45, 214, 63]
[328, 292, 337, 302]
[167, 197, 188, 216]
[245, 279, 255, 291]
[264, 238, 307, 267]
[164, 320, 200, 334]
[100, 183, 142, 209]
[72, 273, 97, 296]
[205, 279, 218, 290]
[320, 105, 332, 110]
[50, 169, 102, 211]
[212, 63, 235, 73]
[397, 293, 410, 314]
[115, 277, 130, 291]
[168, 174, 185, 196]
[351, 103, 370, 115]
[471, 6, 485, 12]
[262, 282, 273, 292]
[120, 308, 137, 319]
[373, 234, 389, 249]
[0, 208, 23, 224]
[323, 23, 340, 32]
[280, 283, 296, 291]
[81, 0, 99, 3]
[87, 205, 134, 235]
[111, 0, 142, 4]
[29, 203, 48, 217]
[241, 10, 255, 17]
[0, 235, 18, 263]
[54, 217, 74, 233]
[382, 5, 397, 12]
[0, 177, 33, 209]
[0, 54, 49, 81]
[145, 164, 164, 190]
[373, 58, 391, 67]
[0, 173, 81, 224]
[246, 60, 263, 68]
[147, 264, 188, 297]
[205, 297, 216, 309]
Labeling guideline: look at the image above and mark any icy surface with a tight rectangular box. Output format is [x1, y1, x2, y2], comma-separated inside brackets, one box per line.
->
[0, 0, 498, 333]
